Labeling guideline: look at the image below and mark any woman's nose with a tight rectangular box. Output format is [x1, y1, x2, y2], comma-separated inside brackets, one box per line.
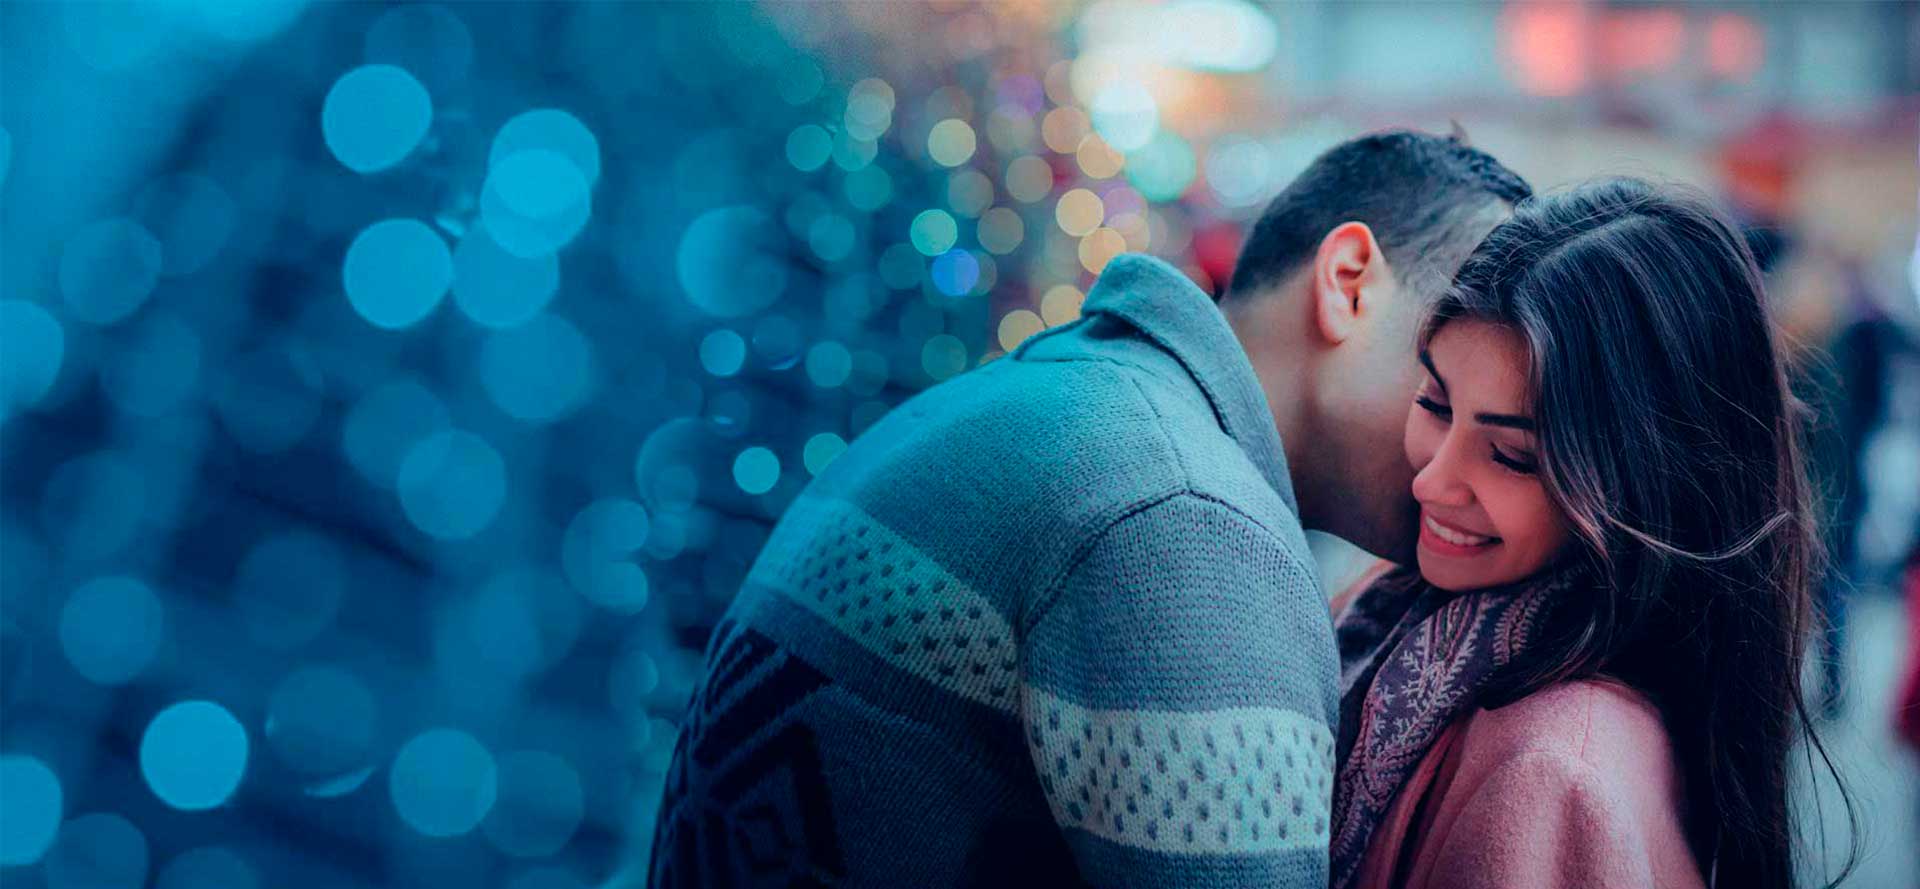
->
[1410, 436, 1474, 508]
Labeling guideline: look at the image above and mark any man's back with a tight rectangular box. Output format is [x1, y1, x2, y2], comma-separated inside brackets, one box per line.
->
[648, 255, 1339, 888]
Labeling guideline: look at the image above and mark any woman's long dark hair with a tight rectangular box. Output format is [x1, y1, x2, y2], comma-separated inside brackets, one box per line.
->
[1422, 177, 1855, 889]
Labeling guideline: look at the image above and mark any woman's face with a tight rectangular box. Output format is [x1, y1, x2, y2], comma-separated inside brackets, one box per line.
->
[1404, 320, 1573, 591]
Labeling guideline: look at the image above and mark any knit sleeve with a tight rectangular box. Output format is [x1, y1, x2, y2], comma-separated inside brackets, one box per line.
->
[1020, 493, 1339, 888]
[1420, 751, 1662, 889]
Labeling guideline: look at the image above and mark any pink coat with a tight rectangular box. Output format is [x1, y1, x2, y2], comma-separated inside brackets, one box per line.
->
[1351, 678, 1707, 889]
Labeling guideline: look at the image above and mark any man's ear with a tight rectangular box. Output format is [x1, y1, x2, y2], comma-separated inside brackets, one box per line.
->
[1310, 221, 1389, 346]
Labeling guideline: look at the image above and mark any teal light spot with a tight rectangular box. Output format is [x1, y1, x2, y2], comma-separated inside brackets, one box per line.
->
[1126, 131, 1198, 202]
[44, 813, 146, 889]
[843, 164, 893, 212]
[480, 314, 595, 424]
[804, 342, 852, 388]
[807, 213, 855, 263]
[490, 109, 601, 185]
[921, 334, 969, 381]
[59, 218, 162, 325]
[58, 577, 164, 685]
[451, 224, 559, 329]
[101, 314, 200, 417]
[265, 666, 376, 778]
[480, 150, 592, 259]
[676, 207, 787, 319]
[698, 330, 746, 378]
[561, 499, 651, 613]
[140, 701, 249, 811]
[233, 531, 344, 649]
[481, 751, 585, 858]
[398, 430, 507, 540]
[390, 729, 497, 837]
[0, 755, 62, 865]
[803, 433, 847, 476]
[785, 125, 832, 172]
[930, 249, 980, 297]
[189, 0, 305, 42]
[341, 378, 451, 489]
[134, 174, 236, 277]
[909, 209, 958, 256]
[156, 847, 257, 889]
[0, 300, 65, 417]
[322, 64, 432, 174]
[732, 447, 780, 495]
[343, 218, 452, 330]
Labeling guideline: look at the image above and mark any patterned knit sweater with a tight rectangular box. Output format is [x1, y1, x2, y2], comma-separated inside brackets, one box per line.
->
[648, 254, 1339, 888]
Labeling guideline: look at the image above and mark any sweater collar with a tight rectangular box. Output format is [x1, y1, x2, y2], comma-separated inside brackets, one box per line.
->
[1081, 253, 1298, 514]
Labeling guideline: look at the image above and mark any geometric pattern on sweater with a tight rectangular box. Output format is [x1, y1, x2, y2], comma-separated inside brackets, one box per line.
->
[750, 495, 1019, 714]
[1023, 684, 1334, 855]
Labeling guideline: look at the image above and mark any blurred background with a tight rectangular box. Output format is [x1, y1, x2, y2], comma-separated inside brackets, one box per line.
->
[2, 1, 1918, 887]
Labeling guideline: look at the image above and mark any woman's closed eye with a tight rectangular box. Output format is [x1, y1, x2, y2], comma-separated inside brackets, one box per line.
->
[1414, 394, 1451, 420]
[1489, 445, 1537, 474]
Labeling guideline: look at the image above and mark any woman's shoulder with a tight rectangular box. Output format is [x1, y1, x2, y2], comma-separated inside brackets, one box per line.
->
[1456, 678, 1675, 777]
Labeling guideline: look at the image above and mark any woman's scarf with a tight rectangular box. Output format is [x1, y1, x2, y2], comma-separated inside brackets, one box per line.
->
[1328, 565, 1589, 889]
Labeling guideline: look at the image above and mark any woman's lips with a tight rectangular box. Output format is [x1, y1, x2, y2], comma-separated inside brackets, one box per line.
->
[1419, 512, 1500, 557]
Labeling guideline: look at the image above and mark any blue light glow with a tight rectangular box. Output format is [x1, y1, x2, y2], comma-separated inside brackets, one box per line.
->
[481, 150, 592, 259]
[732, 447, 780, 495]
[786, 125, 833, 172]
[491, 109, 602, 185]
[343, 218, 453, 330]
[140, 700, 249, 811]
[676, 206, 788, 318]
[342, 378, 452, 489]
[322, 64, 433, 174]
[909, 209, 958, 256]
[451, 224, 560, 329]
[562, 498, 652, 613]
[480, 314, 596, 424]
[698, 329, 747, 377]
[804, 341, 853, 388]
[59, 576, 165, 685]
[0, 300, 65, 417]
[397, 430, 508, 540]
[481, 750, 584, 857]
[0, 755, 62, 865]
[930, 249, 980, 296]
[803, 433, 848, 476]
[59, 218, 163, 325]
[389, 729, 498, 837]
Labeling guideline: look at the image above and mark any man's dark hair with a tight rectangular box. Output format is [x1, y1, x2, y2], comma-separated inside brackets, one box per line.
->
[1225, 129, 1532, 302]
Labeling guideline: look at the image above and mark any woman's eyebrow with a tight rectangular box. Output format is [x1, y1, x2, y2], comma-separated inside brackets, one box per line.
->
[1475, 412, 1535, 431]
[1417, 349, 1447, 394]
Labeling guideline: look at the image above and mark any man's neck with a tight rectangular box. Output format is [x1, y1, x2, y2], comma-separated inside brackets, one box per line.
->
[1226, 291, 1320, 530]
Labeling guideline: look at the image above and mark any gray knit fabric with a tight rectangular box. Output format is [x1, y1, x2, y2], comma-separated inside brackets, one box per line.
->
[649, 253, 1338, 889]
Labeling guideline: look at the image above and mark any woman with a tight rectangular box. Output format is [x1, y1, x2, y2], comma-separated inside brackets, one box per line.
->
[1330, 178, 1853, 889]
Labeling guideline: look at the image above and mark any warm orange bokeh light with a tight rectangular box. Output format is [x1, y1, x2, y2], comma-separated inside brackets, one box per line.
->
[1501, 3, 1593, 97]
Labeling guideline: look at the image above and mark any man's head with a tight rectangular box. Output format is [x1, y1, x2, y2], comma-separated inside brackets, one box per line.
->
[1222, 129, 1531, 562]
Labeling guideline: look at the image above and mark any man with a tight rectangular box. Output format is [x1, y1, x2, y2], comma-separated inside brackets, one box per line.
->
[648, 130, 1531, 888]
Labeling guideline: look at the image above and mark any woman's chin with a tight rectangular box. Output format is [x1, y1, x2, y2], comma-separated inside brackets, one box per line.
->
[1414, 556, 1477, 592]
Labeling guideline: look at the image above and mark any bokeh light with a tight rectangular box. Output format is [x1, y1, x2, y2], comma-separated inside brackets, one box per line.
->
[562, 498, 652, 613]
[910, 208, 959, 256]
[0, 300, 66, 417]
[677, 207, 787, 318]
[342, 378, 452, 488]
[491, 109, 602, 185]
[480, 314, 597, 424]
[997, 309, 1046, 351]
[1055, 187, 1105, 236]
[59, 577, 165, 685]
[802, 432, 847, 476]
[364, 4, 474, 95]
[452, 224, 561, 329]
[322, 64, 433, 174]
[732, 447, 780, 495]
[927, 118, 978, 167]
[804, 341, 853, 388]
[140, 701, 249, 811]
[343, 218, 454, 330]
[481, 751, 585, 858]
[482, 150, 593, 258]
[59, 218, 163, 325]
[389, 729, 498, 838]
[0, 756, 63, 866]
[921, 334, 969, 381]
[398, 430, 508, 540]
